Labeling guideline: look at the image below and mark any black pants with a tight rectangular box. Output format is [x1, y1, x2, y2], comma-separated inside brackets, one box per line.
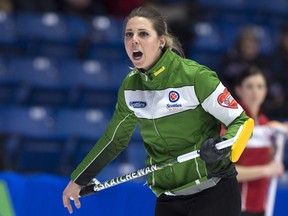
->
[241, 212, 264, 216]
[154, 177, 241, 216]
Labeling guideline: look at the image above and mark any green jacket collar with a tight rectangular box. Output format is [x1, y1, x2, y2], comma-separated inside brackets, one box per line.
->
[137, 49, 177, 81]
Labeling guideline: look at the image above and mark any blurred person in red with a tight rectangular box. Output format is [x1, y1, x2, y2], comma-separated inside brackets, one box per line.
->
[230, 66, 287, 216]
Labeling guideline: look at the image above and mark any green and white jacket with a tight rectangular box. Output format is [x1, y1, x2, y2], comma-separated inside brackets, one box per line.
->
[71, 49, 249, 196]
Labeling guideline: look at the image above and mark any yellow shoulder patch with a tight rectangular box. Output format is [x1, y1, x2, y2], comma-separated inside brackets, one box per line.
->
[153, 66, 165, 76]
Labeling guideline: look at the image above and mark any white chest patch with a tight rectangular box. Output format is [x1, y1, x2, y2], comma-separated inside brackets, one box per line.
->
[124, 86, 200, 119]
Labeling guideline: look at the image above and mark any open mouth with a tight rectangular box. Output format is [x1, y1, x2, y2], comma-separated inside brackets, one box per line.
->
[133, 51, 143, 60]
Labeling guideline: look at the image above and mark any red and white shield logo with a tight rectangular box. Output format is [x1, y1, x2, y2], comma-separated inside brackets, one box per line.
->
[217, 88, 238, 109]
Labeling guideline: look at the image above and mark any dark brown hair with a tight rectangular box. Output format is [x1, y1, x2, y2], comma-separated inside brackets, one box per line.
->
[235, 66, 267, 87]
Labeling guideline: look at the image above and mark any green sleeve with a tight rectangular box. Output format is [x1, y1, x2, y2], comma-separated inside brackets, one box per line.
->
[222, 112, 250, 140]
[194, 67, 220, 103]
[71, 83, 138, 185]
[194, 66, 250, 139]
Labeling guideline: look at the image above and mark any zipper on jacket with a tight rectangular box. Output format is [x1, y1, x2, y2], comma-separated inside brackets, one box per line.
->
[137, 69, 149, 81]
[139, 69, 160, 136]
[150, 157, 155, 186]
[151, 88, 160, 137]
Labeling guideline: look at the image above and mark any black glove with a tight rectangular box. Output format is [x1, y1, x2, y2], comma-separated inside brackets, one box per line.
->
[199, 137, 230, 163]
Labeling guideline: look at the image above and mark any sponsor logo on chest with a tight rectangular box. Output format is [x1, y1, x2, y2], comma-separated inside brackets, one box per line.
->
[166, 90, 183, 111]
[128, 90, 184, 111]
[129, 101, 147, 108]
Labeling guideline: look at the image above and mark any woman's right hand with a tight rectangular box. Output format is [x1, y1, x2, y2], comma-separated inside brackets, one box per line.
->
[62, 180, 81, 214]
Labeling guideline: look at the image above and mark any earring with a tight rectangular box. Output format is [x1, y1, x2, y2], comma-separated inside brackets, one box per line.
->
[159, 45, 163, 50]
